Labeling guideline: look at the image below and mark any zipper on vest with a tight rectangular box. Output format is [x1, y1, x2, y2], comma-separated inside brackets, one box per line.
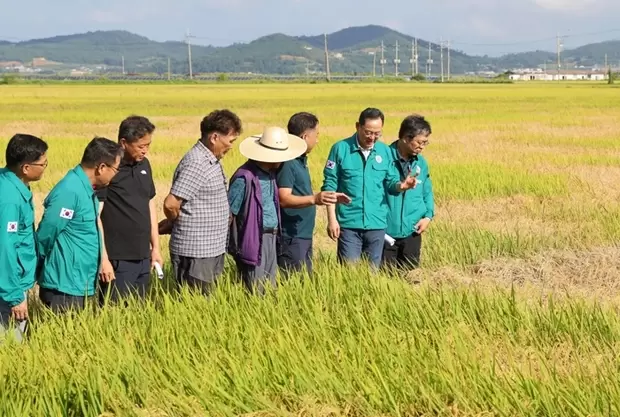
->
[399, 160, 407, 237]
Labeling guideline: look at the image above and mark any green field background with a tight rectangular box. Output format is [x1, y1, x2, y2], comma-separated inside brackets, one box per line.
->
[1, 82, 619, 416]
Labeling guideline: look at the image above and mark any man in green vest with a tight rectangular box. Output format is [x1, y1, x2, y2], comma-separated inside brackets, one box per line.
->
[321, 108, 418, 268]
[382, 114, 435, 270]
[0, 134, 48, 341]
[36, 137, 123, 313]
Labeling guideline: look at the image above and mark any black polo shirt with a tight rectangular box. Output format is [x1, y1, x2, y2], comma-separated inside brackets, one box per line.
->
[397, 154, 418, 179]
[96, 157, 156, 260]
[276, 155, 315, 239]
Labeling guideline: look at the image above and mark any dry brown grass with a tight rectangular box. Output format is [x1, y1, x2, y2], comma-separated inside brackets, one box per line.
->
[410, 246, 620, 305]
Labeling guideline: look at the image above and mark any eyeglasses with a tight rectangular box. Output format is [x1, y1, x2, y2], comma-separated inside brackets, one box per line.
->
[26, 160, 48, 169]
[362, 130, 382, 138]
[105, 164, 120, 173]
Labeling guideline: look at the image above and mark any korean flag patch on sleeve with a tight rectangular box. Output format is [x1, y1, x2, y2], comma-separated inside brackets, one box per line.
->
[7, 222, 17, 233]
[325, 160, 336, 170]
[60, 208, 74, 220]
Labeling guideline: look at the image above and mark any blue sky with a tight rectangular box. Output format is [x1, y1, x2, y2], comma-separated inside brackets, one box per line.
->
[1, 0, 619, 56]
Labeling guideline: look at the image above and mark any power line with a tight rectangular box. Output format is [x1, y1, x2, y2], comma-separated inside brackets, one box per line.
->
[450, 28, 620, 47]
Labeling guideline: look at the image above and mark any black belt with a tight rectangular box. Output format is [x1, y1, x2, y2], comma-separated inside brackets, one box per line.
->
[262, 227, 278, 234]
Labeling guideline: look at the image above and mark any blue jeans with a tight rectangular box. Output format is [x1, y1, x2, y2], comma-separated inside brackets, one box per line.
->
[337, 228, 385, 268]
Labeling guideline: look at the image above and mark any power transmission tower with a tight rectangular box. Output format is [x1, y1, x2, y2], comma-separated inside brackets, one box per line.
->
[186, 29, 194, 79]
[426, 42, 433, 78]
[415, 38, 419, 75]
[410, 40, 414, 76]
[121, 55, 125, 75]
[372, 49, 376, 77]
[415, 39, 420, 75]
[394, 40, 400, 76]
[380, 41, 386, 77]
[167, 57, 171, 81]
[410, 39, 418, 77]
[556, 32, 563, 81]
[324, 33, 331, 82]
[447, 39, 451, 80]
[440, 38, 444, 82]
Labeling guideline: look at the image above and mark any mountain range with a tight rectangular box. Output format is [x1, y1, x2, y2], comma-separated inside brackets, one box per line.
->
[0, 25, 618, 76]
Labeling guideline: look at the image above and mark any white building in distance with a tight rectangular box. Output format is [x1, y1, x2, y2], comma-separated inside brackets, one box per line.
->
[509, 69, 608, 81]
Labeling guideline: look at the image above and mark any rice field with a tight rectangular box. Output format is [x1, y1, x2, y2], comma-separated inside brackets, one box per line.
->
[1, 82, 620, 416]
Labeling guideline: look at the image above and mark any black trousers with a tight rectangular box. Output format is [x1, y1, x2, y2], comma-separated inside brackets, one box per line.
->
[277, 237, 313, 278]
[0, 298, 28, 341]
[381, 233, 422, 270]
[99, 259, 151, 305]
[39, 288, 91, 314]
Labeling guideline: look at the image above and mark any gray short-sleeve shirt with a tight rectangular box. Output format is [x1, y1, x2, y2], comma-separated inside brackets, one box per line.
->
[169, 141, 229, 258]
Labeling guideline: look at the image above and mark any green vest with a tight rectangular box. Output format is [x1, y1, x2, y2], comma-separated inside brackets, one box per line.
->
[385, 141, 435, 239]
[0, 168, 37, 306]
[321, 134, 401, 230]
[36, 165, 103, 297]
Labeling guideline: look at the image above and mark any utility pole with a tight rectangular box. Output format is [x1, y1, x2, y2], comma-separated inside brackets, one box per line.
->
[380, 40, 386, 77]
[121, 55, 125, 75]
[605, 53, 608, 70]
[394, 40, 400, 76]
[324, 33, 331, 82]
[167, 57, 171, 81]
[426, 42, 433, 79]
[410, 39, 417, 77]
[440, 38, 444, 82]
[372, 50, 376, 77]
[415, 38, 419, 75]
[447, 40, 451, 80]
[186, 29, 194, 79]
[556, 32, 562, 81]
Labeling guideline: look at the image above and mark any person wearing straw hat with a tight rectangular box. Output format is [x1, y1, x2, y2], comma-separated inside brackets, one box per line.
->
[228, 126, 307, 294]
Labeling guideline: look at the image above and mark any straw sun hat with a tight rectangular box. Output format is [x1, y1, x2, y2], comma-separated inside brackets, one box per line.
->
[238, 126, 307, 163]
